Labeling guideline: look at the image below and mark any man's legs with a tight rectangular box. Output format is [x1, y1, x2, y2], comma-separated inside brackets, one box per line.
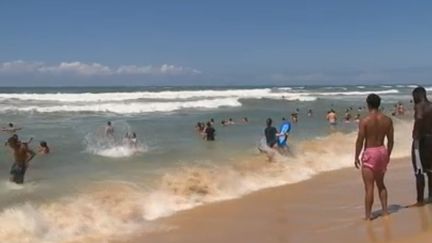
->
[416, 172, 425, 203]
[426, 172, 432, 201]
[362, 167, 375, 220]
[375, 171, 388, 215]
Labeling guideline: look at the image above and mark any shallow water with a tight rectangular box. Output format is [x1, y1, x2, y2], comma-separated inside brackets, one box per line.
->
[0, 84, 422, 242]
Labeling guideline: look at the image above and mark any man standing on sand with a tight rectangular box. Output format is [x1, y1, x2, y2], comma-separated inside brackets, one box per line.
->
[7, 135, 36, 184]
[411, 86, 432, 205]
[354, 94, 394, 220]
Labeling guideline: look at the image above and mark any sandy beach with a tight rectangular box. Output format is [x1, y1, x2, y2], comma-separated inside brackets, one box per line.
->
[121, 157, 432, 243]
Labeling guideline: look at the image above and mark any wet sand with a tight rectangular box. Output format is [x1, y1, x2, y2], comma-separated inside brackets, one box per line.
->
[122, 158, 432, 243]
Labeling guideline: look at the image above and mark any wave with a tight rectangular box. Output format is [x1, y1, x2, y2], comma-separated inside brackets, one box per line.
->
[313, 89, 399, 96]
[0, 120, 412, 243]
[0, 98, 243, 114]
[0, 88, 308, 102]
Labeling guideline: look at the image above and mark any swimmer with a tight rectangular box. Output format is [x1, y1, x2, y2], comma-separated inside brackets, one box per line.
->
[344, 109, 352, 123]
[397, 102, 405, 115]
[7, 135, 36, 184]
[291, 113, 298, 123]
[327, 109, 337, 125]
[307, 109, 313, 117]
[354, 94, 394, 220]
[105, 121, 114, 137]
[241, 117, 249, 124]
[203, 122, 215, 141]
[228, 118, 235, 125]
[354, 114, 361, 123]
[1, 123, 22, 134]
[38, 141, 50, 154]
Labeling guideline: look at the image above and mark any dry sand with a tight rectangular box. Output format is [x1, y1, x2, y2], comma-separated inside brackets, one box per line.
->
[120, 158, 432, 243]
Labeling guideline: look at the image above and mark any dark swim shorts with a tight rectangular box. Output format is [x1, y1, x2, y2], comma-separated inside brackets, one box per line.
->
[412, 136, 432, 174]
[10, 162, 27, 184]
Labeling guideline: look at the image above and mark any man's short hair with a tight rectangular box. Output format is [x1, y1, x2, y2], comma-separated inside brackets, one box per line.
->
[412, 86, 427, 104]
[366, 93, 381, 109]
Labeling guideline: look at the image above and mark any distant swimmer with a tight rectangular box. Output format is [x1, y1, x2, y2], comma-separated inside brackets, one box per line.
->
[307, 109, 313, 117]
[291, 113, 298, 123]
[38, 141, 50, 155]
[203, 122, 215, 141]
[326, 109, 337, 125]
[7, 135, 36, 184]
[1, 123, 22, 134]
[397, 102, 405, 115]
[227, 118, 235, 125]
[354, 114, 361, 123]
[344, 109, 352, 123]
[105, 121, 114, 137]
[241, 117, 249, 124]
[195, 122, 205, 133]
[354, 94, 394, 220]
[210, 118, 215, 125]
[411, 86, 432, 205]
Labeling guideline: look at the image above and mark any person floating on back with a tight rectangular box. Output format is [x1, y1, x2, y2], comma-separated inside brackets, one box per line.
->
[354, 94, 394, 220]
[411, 86, 432, 205]
[7, 135, 36, 184]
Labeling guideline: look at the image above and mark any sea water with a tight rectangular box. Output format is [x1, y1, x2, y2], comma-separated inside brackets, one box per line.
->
[0, 84, 423, 242]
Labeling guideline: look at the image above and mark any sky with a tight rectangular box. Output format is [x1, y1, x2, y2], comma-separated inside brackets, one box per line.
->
[0, 0, 431, 86]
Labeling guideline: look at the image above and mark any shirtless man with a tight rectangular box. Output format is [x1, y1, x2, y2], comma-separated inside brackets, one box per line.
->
[355, 94, 394, 220]
[411, 86, 432, 205]
[326, 109, 337, 125]
[1, 123, 22, 135]
[7, 135, 36, 184]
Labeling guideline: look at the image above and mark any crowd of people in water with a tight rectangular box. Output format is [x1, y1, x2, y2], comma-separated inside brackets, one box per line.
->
[3, 86, 432, 222]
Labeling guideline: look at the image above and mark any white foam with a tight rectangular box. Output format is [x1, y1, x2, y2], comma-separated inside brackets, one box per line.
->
[0, 98, 243, 114]
[0, 120, 412, 242]
[88, 144, 148, 158]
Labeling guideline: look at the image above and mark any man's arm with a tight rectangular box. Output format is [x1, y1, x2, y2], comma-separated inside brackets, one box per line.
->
[386, 119, 394, 158]
[354, 119, 366, 169]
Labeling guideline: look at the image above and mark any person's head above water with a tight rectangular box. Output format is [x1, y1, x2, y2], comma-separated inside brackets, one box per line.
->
[282, 117, 286, 121]
[412, 86, 428, 104]
[107, 121, 112, 126]
[8, 123, 13, 128]
[7, 135, 19, 148]
[40, 141, 48, 148]
[266, 118, 272, 127]
[366, 93, 381, 110]
[206, 121, 212, 127]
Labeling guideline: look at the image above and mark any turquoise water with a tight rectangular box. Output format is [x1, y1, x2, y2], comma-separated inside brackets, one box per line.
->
[0, 84, 422, 242]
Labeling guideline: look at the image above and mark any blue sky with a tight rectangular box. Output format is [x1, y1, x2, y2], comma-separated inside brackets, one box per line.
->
[0, 0, 431, 86]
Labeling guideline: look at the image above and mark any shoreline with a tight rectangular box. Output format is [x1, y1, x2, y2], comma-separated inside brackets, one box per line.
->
[120, 157, 432, 243]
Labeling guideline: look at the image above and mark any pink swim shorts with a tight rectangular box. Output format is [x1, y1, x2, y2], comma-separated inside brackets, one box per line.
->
[362, 146, 389, 173]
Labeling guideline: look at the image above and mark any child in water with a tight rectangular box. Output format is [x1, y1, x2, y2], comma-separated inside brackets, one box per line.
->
[39, 141, 50, 154]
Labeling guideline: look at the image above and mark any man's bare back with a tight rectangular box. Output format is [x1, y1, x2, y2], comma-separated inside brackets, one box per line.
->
[360, 112, 394, 149]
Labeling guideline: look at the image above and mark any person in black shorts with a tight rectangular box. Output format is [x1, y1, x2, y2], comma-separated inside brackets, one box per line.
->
[411, 86, 432, 205]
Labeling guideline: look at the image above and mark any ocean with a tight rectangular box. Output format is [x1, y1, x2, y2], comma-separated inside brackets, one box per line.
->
[0, 84, 423, 242]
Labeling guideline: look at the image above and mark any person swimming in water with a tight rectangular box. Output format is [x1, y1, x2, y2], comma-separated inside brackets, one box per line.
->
[7, 135, 36, 184]
[203, 122, 216, 141]
[327, 109, 337, 125]
[344, 109, 352, 123]
[1, 123, 22, 135]
[38, 141, 50, 155]
[354, 94, 394, 220]
[105, 121, 114, 137]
